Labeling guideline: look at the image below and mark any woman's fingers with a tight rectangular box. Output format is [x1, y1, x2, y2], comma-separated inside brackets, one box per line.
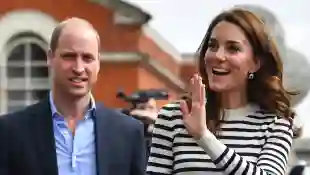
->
[190, 74, 206, 106]
[199, 80, 206, 106]
[180, 100, 190, 119]
[190, 74, 200, 102]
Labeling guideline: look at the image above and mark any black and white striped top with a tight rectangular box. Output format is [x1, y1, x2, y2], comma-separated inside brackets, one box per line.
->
[147, 103, 293, 175]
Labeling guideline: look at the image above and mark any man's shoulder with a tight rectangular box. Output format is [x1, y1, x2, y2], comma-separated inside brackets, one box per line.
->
[96, 103, 143, 128]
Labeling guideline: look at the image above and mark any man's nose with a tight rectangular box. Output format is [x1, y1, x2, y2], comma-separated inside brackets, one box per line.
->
[72, 58, 85, 74]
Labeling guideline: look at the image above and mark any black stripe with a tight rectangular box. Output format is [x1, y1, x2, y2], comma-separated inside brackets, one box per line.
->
[221, 151, 236, 171]
[220, 127, 268, 132]
[147, 162, 172, 170]
[229, 156, 243, 175]
[241, 163, 250, 175]
[172, 124, 186, 130]
[174, 158, 213, 164]
[260, 152, 285, 168]
[152, 133, 173, 143]
[273, 122, 291, 128]
[173, 167, 221, 173]
[221, 120, 273, 126]
[214, 147, 229, 164]
[246, 114, 276, 120]
[266, 140, 290, 154]
[149, 152, 173, 161]
[157, 114, 174, 121]
[154, 123, 173, 132]
[173, 142, 198, 147]
[261, 147, 287, 162]
[259, 157, 284, 173]
[151, 143, 172, 151]
[258, 163, 281, 175]
[174, 150, 206, 156]
[218, 135, 266, 141]
[225, 144, 263, 149]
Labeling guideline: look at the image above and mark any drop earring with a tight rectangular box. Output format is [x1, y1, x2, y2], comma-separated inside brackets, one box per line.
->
[248, 72, 254, 80]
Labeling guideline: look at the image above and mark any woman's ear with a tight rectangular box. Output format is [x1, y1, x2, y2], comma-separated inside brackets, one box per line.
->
[252, 57, 262, 72]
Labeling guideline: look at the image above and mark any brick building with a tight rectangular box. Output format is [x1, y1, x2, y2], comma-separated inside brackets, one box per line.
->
[0, 0, 198, 114]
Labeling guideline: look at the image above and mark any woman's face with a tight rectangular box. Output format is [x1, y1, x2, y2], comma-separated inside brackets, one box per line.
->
[204, 21, 259, 92]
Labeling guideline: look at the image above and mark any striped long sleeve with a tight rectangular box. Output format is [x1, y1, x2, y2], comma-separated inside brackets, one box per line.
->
[197, 117, 293, 175]
[146, 103, 293, 175]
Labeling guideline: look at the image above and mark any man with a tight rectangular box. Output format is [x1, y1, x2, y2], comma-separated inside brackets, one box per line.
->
[0, 18, 146, 175]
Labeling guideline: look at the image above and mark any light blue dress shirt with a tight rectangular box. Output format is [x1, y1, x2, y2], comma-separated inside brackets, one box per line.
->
[49, 92, 97, 175]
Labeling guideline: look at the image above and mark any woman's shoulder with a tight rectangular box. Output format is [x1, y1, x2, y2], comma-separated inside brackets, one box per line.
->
[255, 108, 293, 122]
[252, 108, 293, 133]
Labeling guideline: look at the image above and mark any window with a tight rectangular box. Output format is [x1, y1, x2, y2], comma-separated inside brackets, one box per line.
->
[5, 33, 50, 113]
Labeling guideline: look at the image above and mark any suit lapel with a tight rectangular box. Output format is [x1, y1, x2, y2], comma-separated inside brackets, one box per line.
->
[31, 98, 58, 175]
[94, 104, 114, 175]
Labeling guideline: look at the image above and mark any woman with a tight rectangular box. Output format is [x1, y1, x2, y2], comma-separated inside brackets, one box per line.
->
[147, 8, 295, 175]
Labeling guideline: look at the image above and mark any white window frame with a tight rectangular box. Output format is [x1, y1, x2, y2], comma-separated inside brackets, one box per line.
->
[4, 34, 50, 113]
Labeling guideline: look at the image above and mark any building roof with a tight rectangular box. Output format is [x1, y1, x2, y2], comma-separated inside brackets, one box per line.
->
[89, 0, 151, 25]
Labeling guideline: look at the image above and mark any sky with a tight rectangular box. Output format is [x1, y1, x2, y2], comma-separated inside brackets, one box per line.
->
[125, 0, 310, 138]
[126, 0, 310, 58]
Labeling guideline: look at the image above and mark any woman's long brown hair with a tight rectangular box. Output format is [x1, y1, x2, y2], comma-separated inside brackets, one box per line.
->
[185, 8, 296, 135]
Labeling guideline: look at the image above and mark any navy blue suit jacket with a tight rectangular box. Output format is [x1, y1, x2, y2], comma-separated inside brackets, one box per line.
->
[0, 97, 146, 175]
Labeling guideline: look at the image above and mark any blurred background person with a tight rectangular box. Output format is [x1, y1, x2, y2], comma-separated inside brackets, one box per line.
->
[129, 98, 158, 132]
[289, 161, 309, 175]
[129, 98, 158, 158]
[116, 89, 168, 158]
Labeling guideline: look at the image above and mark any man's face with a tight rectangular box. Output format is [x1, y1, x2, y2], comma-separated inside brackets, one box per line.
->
[48, 26, 100, 98]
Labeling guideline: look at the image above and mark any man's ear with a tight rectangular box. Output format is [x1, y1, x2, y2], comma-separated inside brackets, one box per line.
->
[97, 52, 101, 72]
[98, 52, 100, 65]
[47, 49, 53, 66]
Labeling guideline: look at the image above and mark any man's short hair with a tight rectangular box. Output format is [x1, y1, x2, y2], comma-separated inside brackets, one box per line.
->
[49, 17, 101, 53]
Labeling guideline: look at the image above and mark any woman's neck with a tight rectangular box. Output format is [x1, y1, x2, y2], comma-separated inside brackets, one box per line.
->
[220, 89, 248, 109]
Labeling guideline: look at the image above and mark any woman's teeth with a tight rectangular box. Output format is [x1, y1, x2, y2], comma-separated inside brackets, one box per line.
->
[212, 68, 230, 75]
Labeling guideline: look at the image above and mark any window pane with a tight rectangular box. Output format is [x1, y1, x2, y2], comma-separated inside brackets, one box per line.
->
[8, 90, 27, 101]
[7, 67, 25, 78]
[29, 78, 50, 89]
[8, 44, 25, 61]
[31, 67, 48, 78]
[31, 90, 49, 100]
[31, 44, 46, 61]
[7, 79, 27, 90]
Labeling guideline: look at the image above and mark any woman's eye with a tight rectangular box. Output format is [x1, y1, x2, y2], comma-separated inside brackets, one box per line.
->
[207, 42, 217, 51]
[227, 45, 241, 53]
